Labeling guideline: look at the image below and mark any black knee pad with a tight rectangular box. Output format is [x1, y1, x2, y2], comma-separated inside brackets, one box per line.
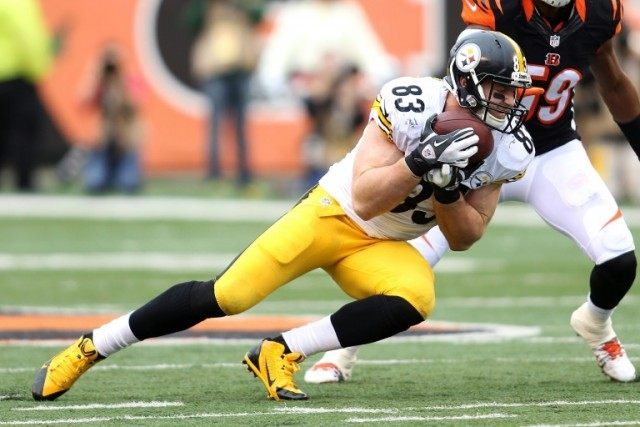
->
[330, 295, 424, 348]
[129, 279, 225, 340]
[590, 250, 637, 310]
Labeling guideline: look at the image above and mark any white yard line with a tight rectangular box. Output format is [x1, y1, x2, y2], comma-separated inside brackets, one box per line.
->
[0, 305, 133, 315]
[0, 395, 20, 401]
[0, 411, 340, 425]
[3, 400, 639, 425]
[13, 401, 183, 411]
[0, 412, 516, 425]
[274, 403, 629, 414]
[4, 194, 640, 227]
[0, 253, 237, 272]
[529, 422, 640, 427]
[346, 413, 516, 423]
[3, 356, 636, 375]
[412, 399, 640, 410]
[0, 195, 292, 222]
[0, 417, 114, 425]
[274, 407, 400, 414]
[0, 253, 489, 273]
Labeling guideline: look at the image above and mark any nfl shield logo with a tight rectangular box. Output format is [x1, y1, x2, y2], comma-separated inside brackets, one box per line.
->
[550, 35, 560, 47]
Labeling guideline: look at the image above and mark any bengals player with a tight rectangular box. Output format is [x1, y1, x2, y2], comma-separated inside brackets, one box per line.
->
[306, 0, 639, 385]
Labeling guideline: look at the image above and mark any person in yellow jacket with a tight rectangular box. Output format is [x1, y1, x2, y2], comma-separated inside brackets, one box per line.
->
[0, 0, 52, 191]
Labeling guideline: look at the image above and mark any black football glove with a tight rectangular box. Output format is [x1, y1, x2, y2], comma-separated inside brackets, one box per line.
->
[427, 160, 485, 191]
[405, 114, 479, 177]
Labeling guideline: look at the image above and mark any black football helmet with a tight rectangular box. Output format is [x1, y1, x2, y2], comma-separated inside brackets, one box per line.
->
[445, 30, 532, 134]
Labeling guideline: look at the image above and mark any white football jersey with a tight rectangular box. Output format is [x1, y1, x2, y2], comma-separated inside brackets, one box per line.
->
[319, 76, 534, 240]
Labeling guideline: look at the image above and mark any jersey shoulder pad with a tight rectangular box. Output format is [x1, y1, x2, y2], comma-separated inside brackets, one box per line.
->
[495, 128, 535, 180]
[585, 0, 623, 38]
[370, 77, 442, 146]
[461, 0, 512, 30]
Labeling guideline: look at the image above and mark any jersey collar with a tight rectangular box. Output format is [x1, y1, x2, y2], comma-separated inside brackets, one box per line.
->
[522, 0, 586, 23]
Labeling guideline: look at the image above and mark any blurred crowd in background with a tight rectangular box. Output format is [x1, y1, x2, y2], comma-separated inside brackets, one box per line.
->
[3, 0, 640, 202]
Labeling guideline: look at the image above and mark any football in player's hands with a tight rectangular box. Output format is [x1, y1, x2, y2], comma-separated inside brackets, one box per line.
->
[432, 110, 493, 165]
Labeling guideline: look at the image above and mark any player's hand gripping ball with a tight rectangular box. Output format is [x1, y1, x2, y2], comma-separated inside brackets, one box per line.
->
[432, 110, 494, 165]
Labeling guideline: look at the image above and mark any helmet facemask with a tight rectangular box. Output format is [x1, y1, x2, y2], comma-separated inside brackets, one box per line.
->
[465, 73, 530, 134]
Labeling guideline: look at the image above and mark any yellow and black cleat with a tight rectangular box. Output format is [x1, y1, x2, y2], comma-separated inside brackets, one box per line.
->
[32, 334, 104, 401]
[243, 339, 308, 401]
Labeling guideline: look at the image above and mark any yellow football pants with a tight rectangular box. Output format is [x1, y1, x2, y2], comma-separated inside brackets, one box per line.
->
[214, 186, 435, 318]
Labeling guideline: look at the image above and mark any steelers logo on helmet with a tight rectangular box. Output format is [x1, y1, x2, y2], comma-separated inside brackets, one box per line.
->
[455, 43, 482, 72]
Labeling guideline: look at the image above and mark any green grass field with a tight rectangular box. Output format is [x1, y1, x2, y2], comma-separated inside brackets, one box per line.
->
[2, 196, 640, 425]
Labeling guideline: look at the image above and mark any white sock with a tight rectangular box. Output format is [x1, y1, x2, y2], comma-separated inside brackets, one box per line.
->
[409, 226, 449, 267]
[318, 346, 359, 362]
[282, 316, 341, 357]
[586, 295, 614, 323]
[92, 312, 139, 357]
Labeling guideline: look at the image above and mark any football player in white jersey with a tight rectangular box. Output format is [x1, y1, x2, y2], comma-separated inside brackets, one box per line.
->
[32, 30, 533, 402]
[306, 0, 639, 385]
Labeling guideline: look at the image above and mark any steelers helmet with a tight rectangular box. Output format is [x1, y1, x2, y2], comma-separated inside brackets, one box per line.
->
[445, 30, 532, 134]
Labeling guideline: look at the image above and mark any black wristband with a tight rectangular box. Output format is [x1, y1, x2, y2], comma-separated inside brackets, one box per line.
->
[433, 187, 461, 204]
[404, 155, 430, 177]
[616, 115, 640, 159]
